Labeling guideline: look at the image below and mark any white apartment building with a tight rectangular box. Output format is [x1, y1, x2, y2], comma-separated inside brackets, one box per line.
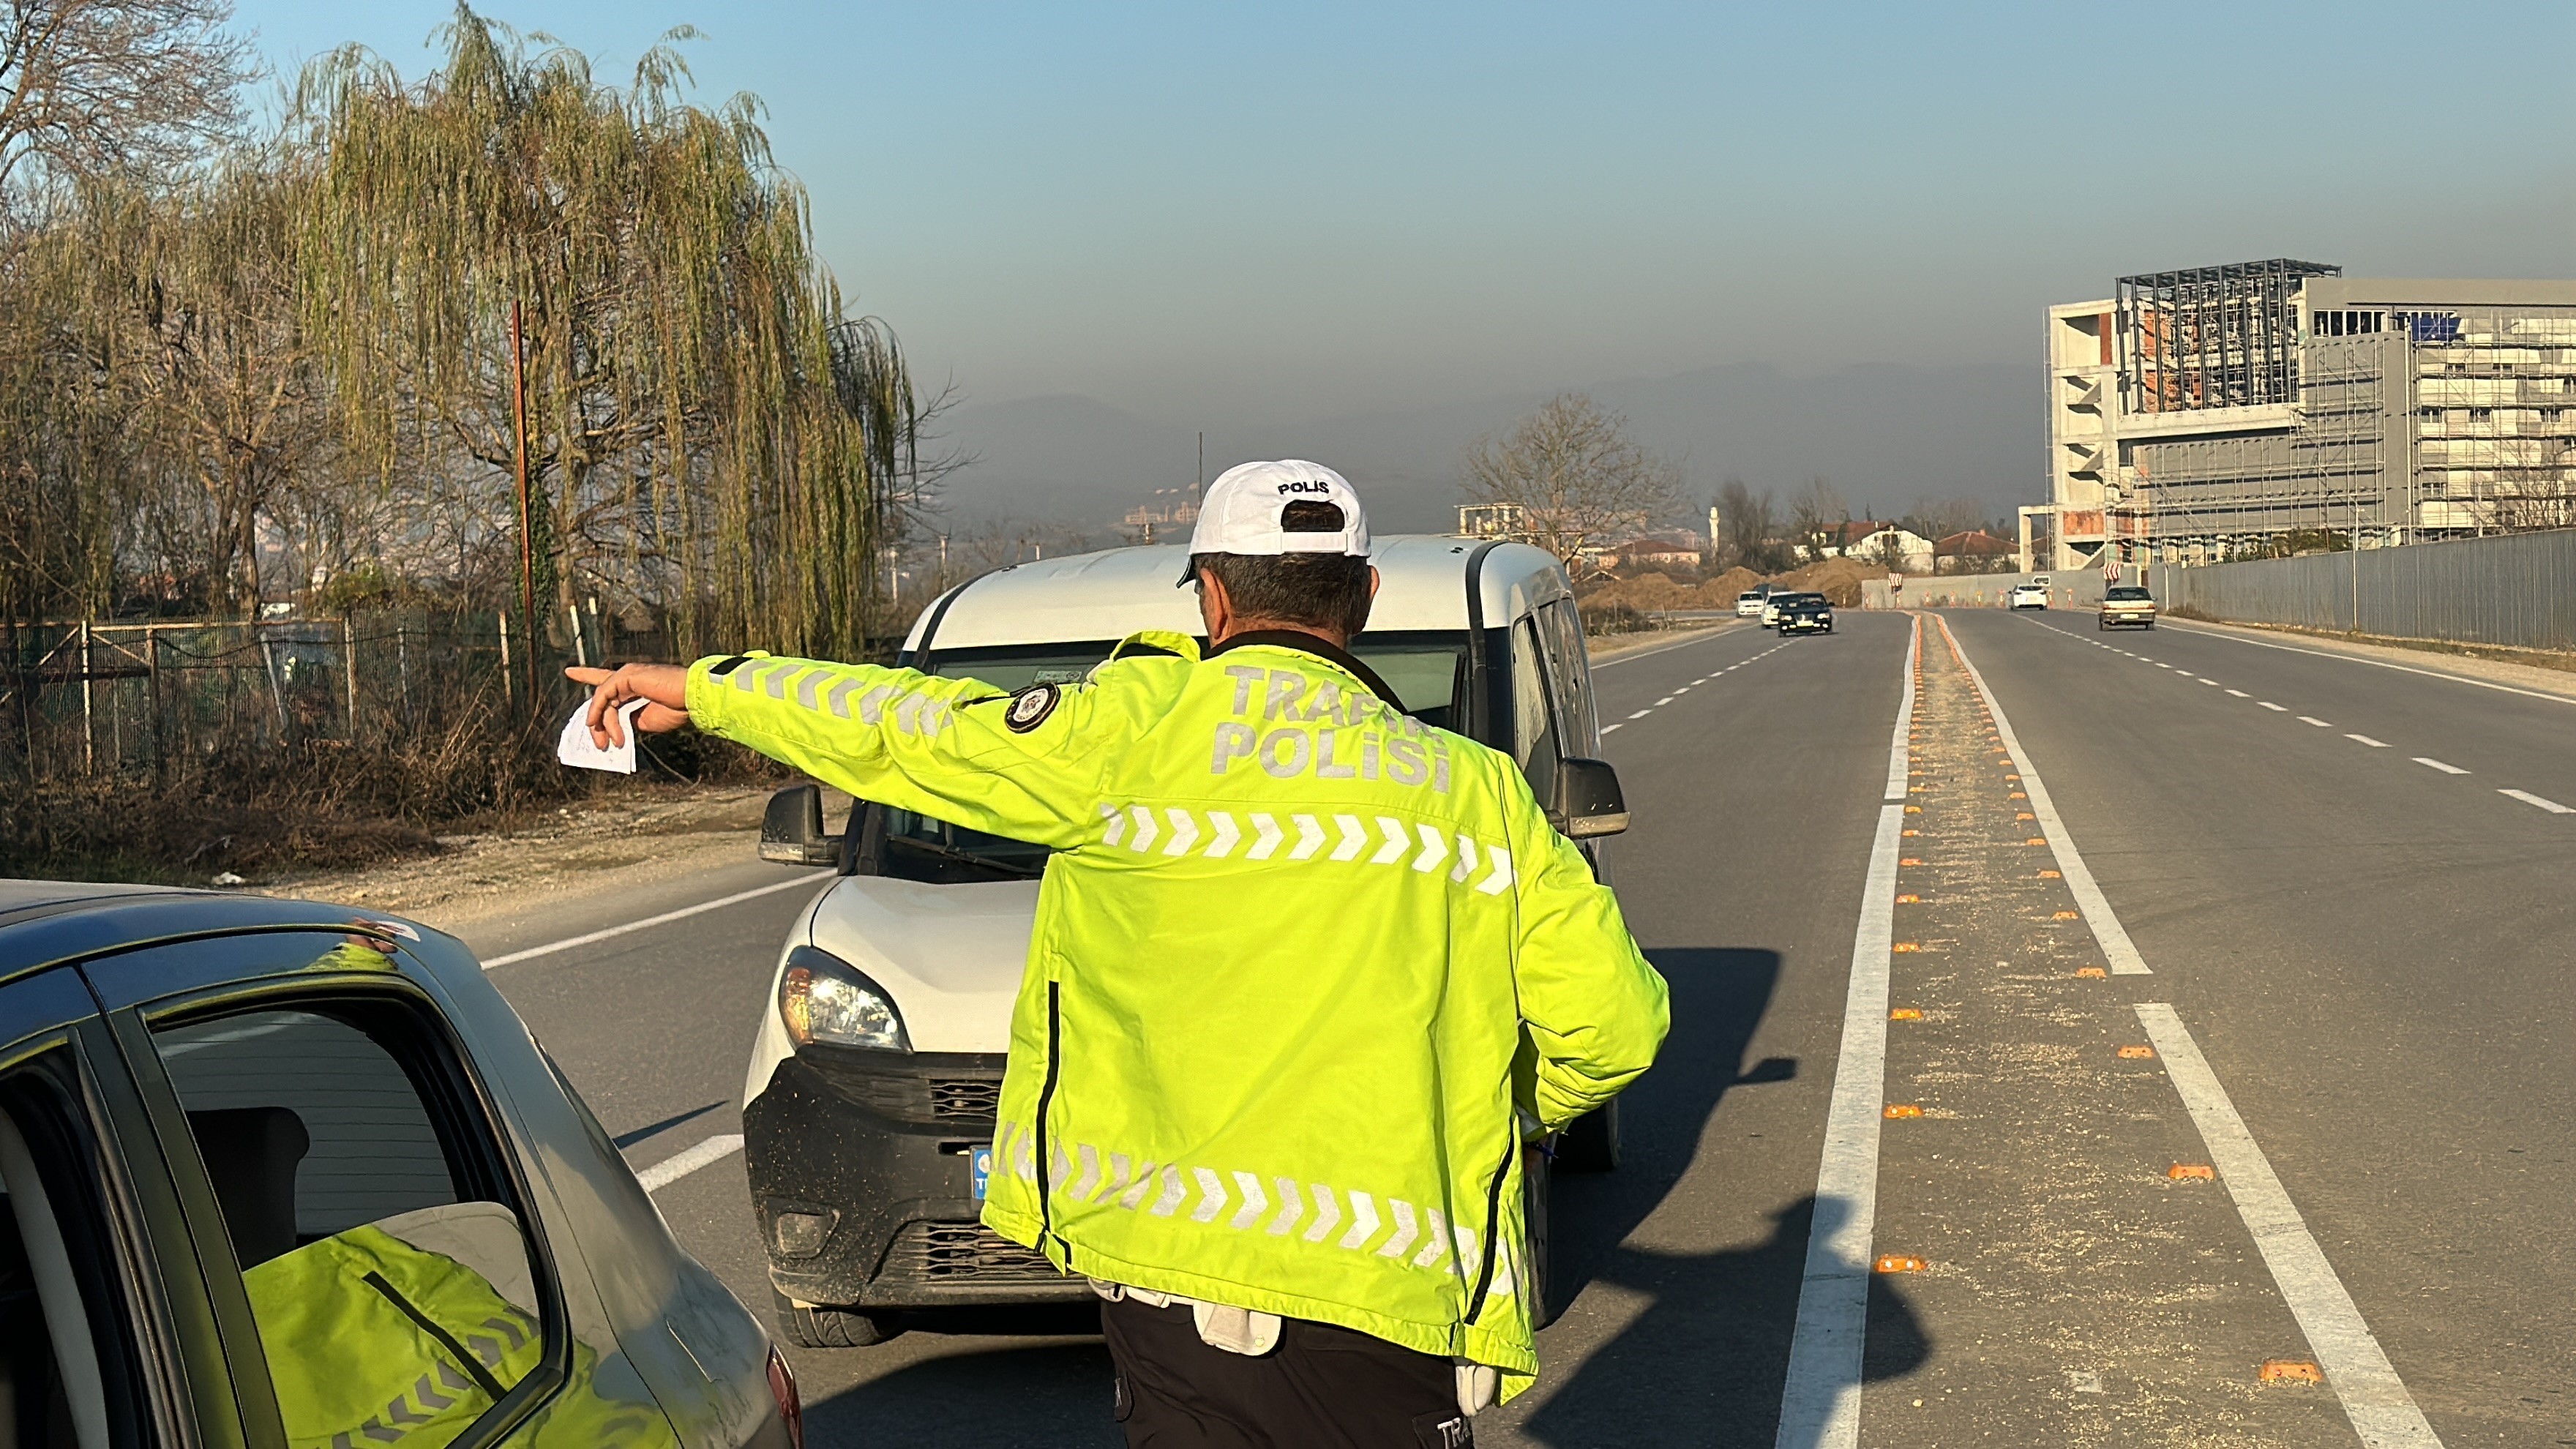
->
[2035, 261, 2576, 571]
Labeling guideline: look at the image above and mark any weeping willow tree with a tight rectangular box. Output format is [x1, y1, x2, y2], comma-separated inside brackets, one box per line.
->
[292, 7, 918, 659]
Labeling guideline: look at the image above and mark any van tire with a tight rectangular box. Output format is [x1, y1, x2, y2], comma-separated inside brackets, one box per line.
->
[772, 1289, 901, 1347]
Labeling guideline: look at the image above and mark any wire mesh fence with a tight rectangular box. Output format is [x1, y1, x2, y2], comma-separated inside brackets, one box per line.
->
[2160, 528, 2576, 651]
[0, 607, 667, 788]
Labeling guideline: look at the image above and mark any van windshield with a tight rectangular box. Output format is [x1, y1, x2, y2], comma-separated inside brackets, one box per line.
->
[872, 632, 1472, 883]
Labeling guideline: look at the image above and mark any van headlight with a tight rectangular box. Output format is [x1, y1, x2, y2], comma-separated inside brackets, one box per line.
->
[779, 946, 911, 1051]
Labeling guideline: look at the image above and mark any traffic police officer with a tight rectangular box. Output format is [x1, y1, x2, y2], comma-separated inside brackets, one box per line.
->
[571, 461, 1669, 1446]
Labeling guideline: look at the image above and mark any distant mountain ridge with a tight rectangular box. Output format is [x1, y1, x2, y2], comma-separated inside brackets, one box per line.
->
[925, 360, 2034, 536]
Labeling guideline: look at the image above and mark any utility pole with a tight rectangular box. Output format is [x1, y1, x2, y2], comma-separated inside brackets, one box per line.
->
[510, 299, 537, 713]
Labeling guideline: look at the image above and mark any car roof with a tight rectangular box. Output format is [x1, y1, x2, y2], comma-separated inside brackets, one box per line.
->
[906, 535, 1573, 652]
[0, 880, 438, 983]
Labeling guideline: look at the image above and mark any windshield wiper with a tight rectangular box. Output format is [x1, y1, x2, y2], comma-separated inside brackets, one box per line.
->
[888, 835, 1046, 880]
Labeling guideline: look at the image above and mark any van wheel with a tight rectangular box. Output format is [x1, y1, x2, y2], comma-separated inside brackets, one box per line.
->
[772, 1289, 901, 1347]
[1522, 1145, 1558, 1329]
[1556, 1100, 1620, 1172]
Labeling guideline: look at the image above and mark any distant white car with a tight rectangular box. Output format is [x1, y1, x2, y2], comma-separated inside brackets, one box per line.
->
[1736, 590, 1767, 618]
[2007, 582, 2051, 610]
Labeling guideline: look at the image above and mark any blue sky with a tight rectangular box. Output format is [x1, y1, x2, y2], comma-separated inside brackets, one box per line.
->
[231, 1, 2575, 433]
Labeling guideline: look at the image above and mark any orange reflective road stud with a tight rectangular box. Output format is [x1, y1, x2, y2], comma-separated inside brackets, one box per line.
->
[2117, 1045, 2157, 1060]
[2168, 1164, 2215, 1180]
[1873, 1254, 1925, 1273]
[1882, 1104, 1923, 1119]
[2258, 1360, 2324, 1385]
[1889, 1008, 1923, 1021]
[2075, 967, 2108, 979]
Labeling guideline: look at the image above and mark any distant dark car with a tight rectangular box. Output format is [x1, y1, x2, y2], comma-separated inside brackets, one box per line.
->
[0, 881, 798, 1449]
[1778, 594, 1835, 635]
[2098, 585, 2157, 630]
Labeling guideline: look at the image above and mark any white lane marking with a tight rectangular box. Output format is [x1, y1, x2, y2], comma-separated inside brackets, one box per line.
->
[2199, 678, 2222, 686]
[1599, 722, 1624, 734]
[1883, 615, 1920, 802]
[636, 1133, 746, 1192]
[2225, 689, 2249, 698]
[2160, 621, 2576, 708]
[2133, 1005, 2444, 1448]
[2345, 734, 2389, 748]
[481, 874, 832, 969]
[2499, 789, 2575, 815]
[1773, 614, 1917, 1449]
[2414, 757, 2468, 774]
[2260, 702, 2288, 712]
[1937, 616, 2149, 976]
[1626, 709, 1651, 719]
[1590, 622, 1748, 670]
[1654, 696, 1675, 706]
[2297, 716, 2333, 727]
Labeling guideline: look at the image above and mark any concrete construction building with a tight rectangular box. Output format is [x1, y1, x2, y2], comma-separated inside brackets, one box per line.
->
[2035, 261, 2576, 572]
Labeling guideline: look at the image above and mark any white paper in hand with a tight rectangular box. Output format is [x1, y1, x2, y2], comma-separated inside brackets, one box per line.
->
[558, 698, 648, 774]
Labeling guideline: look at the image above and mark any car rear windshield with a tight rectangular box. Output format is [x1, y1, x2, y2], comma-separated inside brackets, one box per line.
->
[2106, 588, 2153, 600]
[875, 632, 1471, 881]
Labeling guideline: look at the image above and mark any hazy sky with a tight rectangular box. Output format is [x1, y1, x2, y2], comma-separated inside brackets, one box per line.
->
[232, 1, 2575, 432]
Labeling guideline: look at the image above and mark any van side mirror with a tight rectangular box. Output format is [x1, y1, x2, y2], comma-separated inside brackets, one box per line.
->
[760, 784, 842, 865]
[1554, 758, 1629, 839]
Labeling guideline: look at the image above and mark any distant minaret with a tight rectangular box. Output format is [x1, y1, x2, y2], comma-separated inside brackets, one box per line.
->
[1707, 503, 1722, 560]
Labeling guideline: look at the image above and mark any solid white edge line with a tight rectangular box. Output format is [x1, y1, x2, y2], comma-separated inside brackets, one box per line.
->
[1772, 614, 1916, 1449]
[1936, 615, 2150, 976]
[2132, 1005, 2443, 1448]
[2412, 757, 2467, 775]
[2498, 788, 2575, 815]
[481, 873, 833, 969]
[635, 1133, 746, 1192]
[1883, 613, 1920, 802]
[2160, 621, 2576, 708]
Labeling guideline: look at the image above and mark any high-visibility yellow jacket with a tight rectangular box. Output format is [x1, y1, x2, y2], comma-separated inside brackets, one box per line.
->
[242, 1224, 676, 1449]
[689, 631, 1669, 1397]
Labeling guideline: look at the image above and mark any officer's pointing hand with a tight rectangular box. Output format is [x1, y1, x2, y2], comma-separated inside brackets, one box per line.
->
[564, 664, 691, 749]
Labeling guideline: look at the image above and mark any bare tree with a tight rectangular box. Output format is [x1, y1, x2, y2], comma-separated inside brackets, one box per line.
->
[0, 0, 252, 203]
[1714, 477, 1790, 572]
[1461, 392, 1684, 571]
[1788, 476, 1847, 558]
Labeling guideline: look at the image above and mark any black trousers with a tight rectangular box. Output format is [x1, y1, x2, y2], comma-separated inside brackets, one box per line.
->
[1099, 1296, 1473, 1449]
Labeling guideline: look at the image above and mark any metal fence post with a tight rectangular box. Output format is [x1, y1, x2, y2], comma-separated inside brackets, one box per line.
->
[344, 616, 359, 739]
[78, 620, 94, 776]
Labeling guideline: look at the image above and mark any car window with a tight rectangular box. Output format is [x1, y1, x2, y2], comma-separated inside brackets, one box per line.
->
[0, 1045, 161, 1449]
[149, 995, 553, 1449]
[1539, 599, 1595, 752]
[1510, 617, 1561, 801]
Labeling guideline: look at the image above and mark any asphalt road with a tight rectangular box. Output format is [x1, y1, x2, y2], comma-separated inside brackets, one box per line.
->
[437, 609, 2573, 1447]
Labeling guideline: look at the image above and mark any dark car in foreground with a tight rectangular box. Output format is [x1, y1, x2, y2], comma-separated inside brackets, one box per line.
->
[1777, 593, 1835, 634]
[0, 880, 798, 1449]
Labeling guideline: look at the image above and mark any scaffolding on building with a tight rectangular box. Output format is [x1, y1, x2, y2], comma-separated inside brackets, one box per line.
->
[2116, 259, 2338, 415]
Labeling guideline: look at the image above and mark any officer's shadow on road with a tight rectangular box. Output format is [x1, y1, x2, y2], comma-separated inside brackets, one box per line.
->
[1524, 947, 1928, 1448]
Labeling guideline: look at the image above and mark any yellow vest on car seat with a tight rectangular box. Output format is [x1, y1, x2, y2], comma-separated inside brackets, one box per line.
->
[243, 1224, 675, 1449]
[689, 632, 1669, 1401]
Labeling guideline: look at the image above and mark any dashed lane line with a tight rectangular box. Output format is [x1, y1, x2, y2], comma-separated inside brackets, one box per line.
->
[1772, 615, 1918, 1449]
[2345, 734, 2389, 748]
[2414, 757, 2469, 775]
[2159, 621, 2576, 708]
[2225, 689, 2249, 698]
[480, 873, 833, 969]
[1601, 642, 1789, 735]
[636, 1133, 746, 1192]
[1938, 615, 2147, 976]
[2134, 1005, 2444, 1448]
[1590, 621, 1750, 670]
[2260, 702, 2288, 712]
[2500, 789, 2575, 815]
[2297, 716, 2333, 728]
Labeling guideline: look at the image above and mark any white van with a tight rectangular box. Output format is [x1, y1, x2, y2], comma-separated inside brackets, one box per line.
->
[741, 537, 1630, 1346]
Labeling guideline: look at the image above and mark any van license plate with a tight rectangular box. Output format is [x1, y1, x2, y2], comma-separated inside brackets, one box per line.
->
[970, 1145, 992, 1201]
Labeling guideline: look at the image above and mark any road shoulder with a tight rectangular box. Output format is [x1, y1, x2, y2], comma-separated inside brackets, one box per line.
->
[2163, 617, 2576, 703]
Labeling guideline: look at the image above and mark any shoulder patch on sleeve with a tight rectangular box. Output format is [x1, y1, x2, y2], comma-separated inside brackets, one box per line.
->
[1003, 682, 1062, 733]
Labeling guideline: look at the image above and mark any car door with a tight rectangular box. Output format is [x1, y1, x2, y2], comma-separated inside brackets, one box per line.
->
[0, 964, 213, 1449]
[80, 929, 684, 1449]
